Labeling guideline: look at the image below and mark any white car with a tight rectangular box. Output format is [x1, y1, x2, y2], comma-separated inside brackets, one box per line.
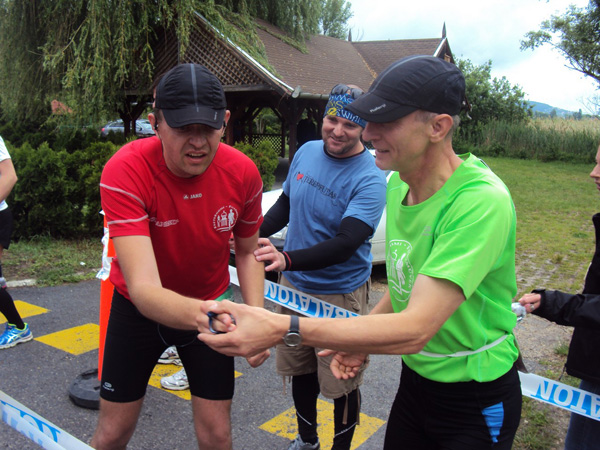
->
[261, 168, 392, 265]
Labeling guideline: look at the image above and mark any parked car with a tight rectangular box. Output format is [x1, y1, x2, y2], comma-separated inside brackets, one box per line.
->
[101, 119, 154, 137]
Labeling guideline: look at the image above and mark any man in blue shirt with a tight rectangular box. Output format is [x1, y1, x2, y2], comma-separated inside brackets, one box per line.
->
[255, 84, 387, 450]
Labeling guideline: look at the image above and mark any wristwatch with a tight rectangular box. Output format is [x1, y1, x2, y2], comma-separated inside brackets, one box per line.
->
[283, 315, 302, 347]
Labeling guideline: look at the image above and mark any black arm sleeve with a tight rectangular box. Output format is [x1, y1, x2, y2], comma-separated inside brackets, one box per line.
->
[284, 216, 374, 271]
[260, 192, 290, 238]
[534, 289, 600, 329]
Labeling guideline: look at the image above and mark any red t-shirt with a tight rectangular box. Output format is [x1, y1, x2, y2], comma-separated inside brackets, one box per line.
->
[100, 137, 263, 301]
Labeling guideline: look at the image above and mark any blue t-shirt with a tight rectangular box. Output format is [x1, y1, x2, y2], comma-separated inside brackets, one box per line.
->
[282, 141, 387, 294]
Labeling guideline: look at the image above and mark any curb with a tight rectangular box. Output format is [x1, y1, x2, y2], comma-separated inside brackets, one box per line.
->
[7, 279, 36, 288]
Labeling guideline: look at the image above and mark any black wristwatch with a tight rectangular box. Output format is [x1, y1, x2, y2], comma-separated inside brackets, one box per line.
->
[283, 315, 302, 347]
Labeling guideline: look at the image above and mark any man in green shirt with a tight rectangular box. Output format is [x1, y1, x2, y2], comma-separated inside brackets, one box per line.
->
[197, 55, 522, 449]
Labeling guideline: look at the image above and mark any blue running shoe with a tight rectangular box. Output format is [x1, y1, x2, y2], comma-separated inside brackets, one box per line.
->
[0, 323, 33, 349]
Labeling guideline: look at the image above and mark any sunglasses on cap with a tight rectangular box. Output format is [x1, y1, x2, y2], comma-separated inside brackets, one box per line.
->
[330, 84, 364, 99]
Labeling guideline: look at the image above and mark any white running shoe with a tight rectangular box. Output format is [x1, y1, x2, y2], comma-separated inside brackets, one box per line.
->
[287, 436, 320, 450]
[158, 346, 182, 365]
[161, 368, 189, 391]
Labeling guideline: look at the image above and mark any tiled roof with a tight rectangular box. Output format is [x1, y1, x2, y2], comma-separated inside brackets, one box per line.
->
[254, 19, 450, 96]
[352, 38, 447, 75]
[256, 19, 375, 95]
[154, 16, 452, 98]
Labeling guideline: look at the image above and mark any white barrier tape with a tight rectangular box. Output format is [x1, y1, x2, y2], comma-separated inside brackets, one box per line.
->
[229, 265, 600, 421]
[228, 265, 358, 318]
[0, 390, 93, 449]
[519, 372, 600, 421]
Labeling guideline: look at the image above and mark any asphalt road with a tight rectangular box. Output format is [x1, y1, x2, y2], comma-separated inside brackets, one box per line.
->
[0, 273, 401, 449]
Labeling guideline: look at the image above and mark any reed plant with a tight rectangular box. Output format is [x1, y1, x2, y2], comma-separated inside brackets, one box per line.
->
[456, 118, 600, 164]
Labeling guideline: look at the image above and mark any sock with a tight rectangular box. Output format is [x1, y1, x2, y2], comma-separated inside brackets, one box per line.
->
[292, 372, 320, 444]
[0, 287, 25, 329]
[332, 389, 360, 450]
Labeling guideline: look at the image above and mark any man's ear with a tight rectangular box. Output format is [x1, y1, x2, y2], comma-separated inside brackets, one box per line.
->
[148, 113, 160, 137]
[430, 114, 453, 143]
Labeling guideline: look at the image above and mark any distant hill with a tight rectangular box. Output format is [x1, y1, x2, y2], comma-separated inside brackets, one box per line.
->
[528, 101, 574, 118]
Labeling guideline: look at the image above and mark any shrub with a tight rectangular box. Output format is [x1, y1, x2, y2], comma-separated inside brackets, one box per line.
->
[234, 140, 279, 191]
[8, 140, 119, 240]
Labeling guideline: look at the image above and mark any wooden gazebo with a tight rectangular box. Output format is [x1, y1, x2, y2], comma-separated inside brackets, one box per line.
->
[134, 14, 455, 161]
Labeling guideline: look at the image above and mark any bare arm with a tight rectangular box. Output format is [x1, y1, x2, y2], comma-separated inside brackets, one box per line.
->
[232, 230, 270, 367]
[113, 235, 205, 330]
[198, 274, 465, 356]
[0, 158, 17, 203]
[233, 230, 265, 307]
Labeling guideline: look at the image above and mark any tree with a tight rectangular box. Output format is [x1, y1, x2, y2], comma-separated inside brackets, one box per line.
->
[456, 58, 532, 136]
[521, 2, 600, 85]
[0, 0, 352, 128]
[321, 0, 353, 39]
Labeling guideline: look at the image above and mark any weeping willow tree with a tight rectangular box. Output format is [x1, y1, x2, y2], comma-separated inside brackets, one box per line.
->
[0, 0, 352, 126]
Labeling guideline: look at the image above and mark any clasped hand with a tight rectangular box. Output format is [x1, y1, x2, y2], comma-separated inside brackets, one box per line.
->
[254, 237, 286, 272]
[318, 349, 367, 380]
[197, 300, 270, 367]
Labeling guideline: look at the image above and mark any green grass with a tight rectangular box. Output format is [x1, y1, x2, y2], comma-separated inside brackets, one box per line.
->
[3, 235, 102, 286]
[484, 156, 597, 296]
[514, 398, 559, 450]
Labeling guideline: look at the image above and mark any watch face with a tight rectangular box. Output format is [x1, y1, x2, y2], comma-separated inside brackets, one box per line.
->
[284, 332, 302, 347]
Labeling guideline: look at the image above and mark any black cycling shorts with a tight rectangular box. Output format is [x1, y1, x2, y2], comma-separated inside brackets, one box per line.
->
[0, 208, 14, 250]
[384, 361, 522, 450]
[100, 289, 234, 403]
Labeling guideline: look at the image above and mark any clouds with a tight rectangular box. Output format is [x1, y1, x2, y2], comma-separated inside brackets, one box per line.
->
[348, 0, 598, 112]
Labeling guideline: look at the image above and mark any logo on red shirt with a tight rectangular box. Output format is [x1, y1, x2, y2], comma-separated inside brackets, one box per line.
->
[213, 206, 239, 232]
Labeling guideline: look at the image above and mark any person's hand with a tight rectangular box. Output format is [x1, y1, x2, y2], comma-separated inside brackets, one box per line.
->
[197, 300, 281, 357]
[254, 237, 286, 272]
[518, 292, 542, 313]
[318, 349, 367, 380]
[246, 349, 271, 368]
[199, 300, 237, 334]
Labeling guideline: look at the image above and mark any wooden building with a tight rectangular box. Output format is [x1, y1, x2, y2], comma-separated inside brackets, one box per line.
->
[144, 14, 455, 160]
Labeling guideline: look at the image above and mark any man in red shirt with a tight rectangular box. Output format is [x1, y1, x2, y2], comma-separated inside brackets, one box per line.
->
[93, 64, 268, 450]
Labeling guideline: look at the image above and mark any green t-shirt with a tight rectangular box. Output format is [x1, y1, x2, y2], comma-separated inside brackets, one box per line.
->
[387, 153, 518, 382]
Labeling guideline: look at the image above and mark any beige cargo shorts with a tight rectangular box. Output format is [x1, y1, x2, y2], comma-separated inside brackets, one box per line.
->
[275, 274, 371, 399]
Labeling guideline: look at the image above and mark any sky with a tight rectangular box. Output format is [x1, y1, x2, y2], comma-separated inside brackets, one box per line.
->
[347, 0, 598, 113]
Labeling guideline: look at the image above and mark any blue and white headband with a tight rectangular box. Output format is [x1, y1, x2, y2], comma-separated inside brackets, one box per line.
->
[324, 92, 367, 128]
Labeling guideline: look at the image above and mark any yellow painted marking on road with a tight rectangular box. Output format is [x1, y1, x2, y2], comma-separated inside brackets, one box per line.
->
[259, 398, 385, 449]
[148, 365, 243, 401]
[35, 323, 99, 355]
[0, 300, 48, 324]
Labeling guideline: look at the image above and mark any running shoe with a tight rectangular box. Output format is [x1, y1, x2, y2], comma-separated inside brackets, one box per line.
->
[161, 368, 189, 390]
[287, 436, 320, 450]
[158, 346, 182, 365]
[0, 323, 33, 349]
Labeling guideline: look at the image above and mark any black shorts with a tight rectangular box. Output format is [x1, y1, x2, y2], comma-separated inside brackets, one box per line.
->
[100, 289, 235, 403]
[0, 208, 14, 250]
[384, 361, 522, 450]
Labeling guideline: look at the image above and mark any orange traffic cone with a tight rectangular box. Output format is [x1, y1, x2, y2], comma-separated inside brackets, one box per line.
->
[98, 218, 115, 379]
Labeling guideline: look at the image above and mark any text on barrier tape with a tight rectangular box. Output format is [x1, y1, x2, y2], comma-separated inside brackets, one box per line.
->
[228, 265, 358, 318]
[0, 389, 93, 449]
[519, 372, 600, 421]
[228, 265, 600, 421]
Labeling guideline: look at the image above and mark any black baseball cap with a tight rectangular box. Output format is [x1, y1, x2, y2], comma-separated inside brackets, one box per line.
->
[346, 55, 466, 123]
[154, 64, 227, 129]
